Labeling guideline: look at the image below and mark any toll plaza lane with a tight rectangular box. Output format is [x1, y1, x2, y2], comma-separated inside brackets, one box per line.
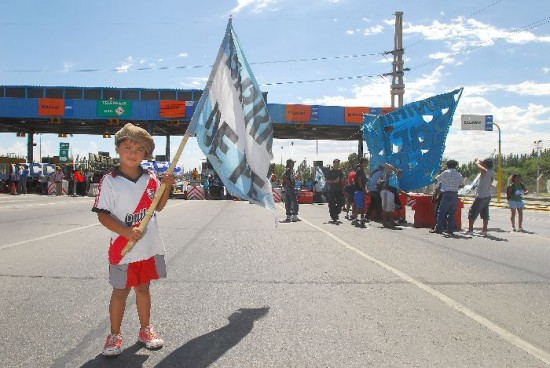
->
[0, 194, 549, 367]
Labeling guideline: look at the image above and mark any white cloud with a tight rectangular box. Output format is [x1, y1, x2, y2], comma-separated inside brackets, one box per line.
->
[62, 62, 73, 72]
[177, 53, 188, 58]
[404, 17, 550, 58]
[115, 56, 136, 73]
[462, 81, 550, 97]
[363, 25, 384, 36]
[179, 77, 208, 89]
[543, 67, 550, 74]
[231, 0, 278, 14]
[428, 52, 455, 64]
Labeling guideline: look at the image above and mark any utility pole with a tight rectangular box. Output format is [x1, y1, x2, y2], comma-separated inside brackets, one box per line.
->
[391, 11, 405, 108]
[534, 139, 543, 197]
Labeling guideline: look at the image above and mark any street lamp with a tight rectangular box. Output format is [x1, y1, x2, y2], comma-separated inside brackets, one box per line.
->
[280, 146, 283, 166]
[534, 140, 543, 197]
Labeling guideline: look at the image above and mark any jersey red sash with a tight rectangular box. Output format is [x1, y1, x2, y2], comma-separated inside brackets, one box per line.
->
[109, 175, 157, 265]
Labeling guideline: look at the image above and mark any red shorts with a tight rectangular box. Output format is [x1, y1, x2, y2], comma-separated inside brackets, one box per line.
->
[109, 255, 167, 289]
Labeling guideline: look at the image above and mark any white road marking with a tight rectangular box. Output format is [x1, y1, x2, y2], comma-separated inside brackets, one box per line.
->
[298, 214, 550, 366]
[0, 223, 100, 251]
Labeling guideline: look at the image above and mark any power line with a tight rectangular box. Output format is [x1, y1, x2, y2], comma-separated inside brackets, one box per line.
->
[3, 52, 385, 74]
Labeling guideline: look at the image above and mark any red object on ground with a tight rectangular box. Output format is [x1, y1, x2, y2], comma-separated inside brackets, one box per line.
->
[298, 190, 314, 204]
[411, 194, 463, 230]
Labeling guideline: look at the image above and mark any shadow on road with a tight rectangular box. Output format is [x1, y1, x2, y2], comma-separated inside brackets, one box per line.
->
[156, 306, 270, 368]
[79, 342, 147, 368]
[78, 307, 269, 368]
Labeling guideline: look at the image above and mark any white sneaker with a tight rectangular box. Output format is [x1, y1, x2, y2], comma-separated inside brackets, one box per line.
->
[518, 227, 524, 232]
[102, 333, 123, 356]
[461, 230, 473, 236]
[291, 215, 298, 222]
[138, 325, 164, 350]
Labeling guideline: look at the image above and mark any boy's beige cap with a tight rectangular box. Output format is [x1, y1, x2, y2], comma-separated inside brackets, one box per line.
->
[115, 123, 155, 160]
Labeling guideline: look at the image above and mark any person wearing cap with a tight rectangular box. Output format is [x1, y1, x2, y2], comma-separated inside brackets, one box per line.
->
[366, 164, 385, 221]
[325, 158, 345, 222]
[92, 123, 175, 356]
[281, 158, 299, 222]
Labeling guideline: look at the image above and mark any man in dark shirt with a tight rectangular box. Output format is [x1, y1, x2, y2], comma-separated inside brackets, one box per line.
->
[281, 159, 299, 222]
[352, 158, 368, 227]
[325, 159, 345, 222]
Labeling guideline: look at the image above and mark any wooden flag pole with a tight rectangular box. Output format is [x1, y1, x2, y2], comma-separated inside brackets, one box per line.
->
[121, 129, 193, 257]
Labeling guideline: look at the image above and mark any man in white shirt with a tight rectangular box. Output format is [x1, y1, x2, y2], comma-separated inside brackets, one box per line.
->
[431, 159, 463, 234]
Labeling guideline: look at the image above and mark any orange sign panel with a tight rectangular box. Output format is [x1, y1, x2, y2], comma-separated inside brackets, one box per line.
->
[38, 98, 65, 116]
[285, 104, 311, 122]
[344, 107, 371, 123]
[160, 100, 186, 118]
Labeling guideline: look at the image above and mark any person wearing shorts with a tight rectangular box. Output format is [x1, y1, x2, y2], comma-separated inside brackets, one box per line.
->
[93, 123, 175, 357]
[464, 158, 494, 236]
[380, 180, 396, 227]
[507, 174, 528, 232]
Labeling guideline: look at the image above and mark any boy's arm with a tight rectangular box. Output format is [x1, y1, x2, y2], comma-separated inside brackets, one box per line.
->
[156, 174, 175, 212]
[97, 212, 142, 243]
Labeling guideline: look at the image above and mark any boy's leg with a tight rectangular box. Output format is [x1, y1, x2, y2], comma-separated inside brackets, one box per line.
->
[518, 208, 523, 229]
[135, 282, 151, 329]
[109, 287, 131, 334]
[510, 208, 516, 229]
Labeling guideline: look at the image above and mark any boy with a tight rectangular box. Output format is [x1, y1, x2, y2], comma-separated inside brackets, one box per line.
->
[92, 123, 175, 356]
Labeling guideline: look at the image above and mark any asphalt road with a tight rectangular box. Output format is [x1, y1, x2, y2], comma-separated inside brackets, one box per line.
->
[0, 194, 549, 368]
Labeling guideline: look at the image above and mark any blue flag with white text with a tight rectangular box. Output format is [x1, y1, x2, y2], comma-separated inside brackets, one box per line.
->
[189, 18, 275, 215]
[363, 88, 463, 191]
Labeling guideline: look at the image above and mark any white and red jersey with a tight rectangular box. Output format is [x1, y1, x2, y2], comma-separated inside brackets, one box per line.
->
[92, 167, 165, 265]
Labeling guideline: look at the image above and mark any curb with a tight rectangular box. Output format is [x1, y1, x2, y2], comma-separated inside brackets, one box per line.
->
[462, 200, 550, 212]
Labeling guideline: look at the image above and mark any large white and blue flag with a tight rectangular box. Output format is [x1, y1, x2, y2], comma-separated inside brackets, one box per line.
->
[189, 18, 275, 215]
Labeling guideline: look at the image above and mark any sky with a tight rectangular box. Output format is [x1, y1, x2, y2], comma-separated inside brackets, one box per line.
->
[1, 0, 549, 172]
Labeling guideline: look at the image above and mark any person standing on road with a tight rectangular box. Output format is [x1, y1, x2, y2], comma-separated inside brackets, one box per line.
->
[463, 158, 494, 236]
[20, 164, 29, 194]
[93, 123, 175, 357]
[53, 166, 64, 196]
[282, 159, 299, 222]
[507, 174, 528, 232]
[430, 159, 463, 235]
[325, 159, 345, 222]
[351, 158, 368, 227]
[366, 164, 384, 221]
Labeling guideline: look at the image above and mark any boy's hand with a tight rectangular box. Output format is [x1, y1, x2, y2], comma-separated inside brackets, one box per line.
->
[161, 173, 176, 187]
[123, 227, 143, 242]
